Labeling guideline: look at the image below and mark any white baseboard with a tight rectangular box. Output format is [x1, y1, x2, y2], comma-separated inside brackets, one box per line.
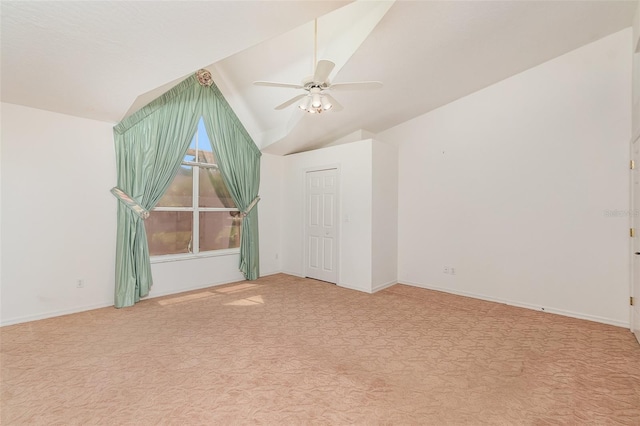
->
[275, 273, 395, 295]
[337, 282, 369, 293]
[1, 276, 250, 327]
[146, 278, 244, 300]
[259, 270, 285, 277]
[280, 270, 305, 278]
[372, 280, 397, 293]
[1, 301, 114, 327]
[400, 280, 629, 329]
[8, 274, 624, 330]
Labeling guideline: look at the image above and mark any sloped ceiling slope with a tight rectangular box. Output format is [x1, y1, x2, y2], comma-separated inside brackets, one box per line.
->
[221, 0, 636, 155]
[1, 1, 637, 155]
[0, 1, 349, 123]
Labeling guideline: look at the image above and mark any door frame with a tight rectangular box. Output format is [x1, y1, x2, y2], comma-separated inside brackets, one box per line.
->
[631, 131, 640, 342]
[302, 164, 341, 284]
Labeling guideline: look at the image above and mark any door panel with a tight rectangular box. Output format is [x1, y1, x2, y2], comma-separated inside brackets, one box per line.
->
[310, 194, 321, 226]
[309, 236, 319, 268]
[305, 169, 338, 284]
[323, 237, 333, 270]
[323, 195, 334, 227]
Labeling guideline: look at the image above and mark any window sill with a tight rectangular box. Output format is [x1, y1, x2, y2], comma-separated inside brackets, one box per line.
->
[150, 248, 240, 264]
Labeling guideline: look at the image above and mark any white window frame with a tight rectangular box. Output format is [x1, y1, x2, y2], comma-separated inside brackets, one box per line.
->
[150, 128, 240, 263]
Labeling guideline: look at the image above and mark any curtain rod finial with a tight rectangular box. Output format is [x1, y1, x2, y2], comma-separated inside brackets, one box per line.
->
[196, 69, 213, 87]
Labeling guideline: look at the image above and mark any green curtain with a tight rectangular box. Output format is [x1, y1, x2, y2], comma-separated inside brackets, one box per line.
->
[112, 73, 261, 308]
[202, 85, 262, 280]
[112, 77, 203, 308]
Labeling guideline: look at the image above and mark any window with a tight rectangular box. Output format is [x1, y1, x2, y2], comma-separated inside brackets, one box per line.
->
[146, 117, 241, 258]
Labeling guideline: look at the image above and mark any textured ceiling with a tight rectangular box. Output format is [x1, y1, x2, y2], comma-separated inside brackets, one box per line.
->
[0, 1, 348, 122]
[1, 1, 637, 155]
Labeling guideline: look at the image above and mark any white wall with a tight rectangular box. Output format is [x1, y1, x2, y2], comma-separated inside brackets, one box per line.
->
[280, 138, 398, 293]
[379, 29, 632, 327]
[281, 140, 373, 292]
[149, 256, 245, 298]
[1, 103, 117, 324]
[1, 103, 282, 325]
[258, 153, 283, 276]
[371, 139, 398, 291]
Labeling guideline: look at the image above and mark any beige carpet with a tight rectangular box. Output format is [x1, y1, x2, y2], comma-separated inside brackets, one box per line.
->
[2, 274, 639, 425]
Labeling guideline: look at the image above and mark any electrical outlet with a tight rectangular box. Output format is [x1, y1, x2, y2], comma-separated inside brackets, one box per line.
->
[450, 267, 456, 275]
[77, 279, 85, 288]
[443, 267, 450, 274]
[275, 253, 279, 260]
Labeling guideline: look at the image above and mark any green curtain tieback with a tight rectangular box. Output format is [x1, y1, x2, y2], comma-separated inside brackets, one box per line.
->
[241, 196, 260, 217]
[110, 187, 150, 220]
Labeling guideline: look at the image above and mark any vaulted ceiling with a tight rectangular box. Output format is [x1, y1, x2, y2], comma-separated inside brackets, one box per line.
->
[1, 1, 637, 155]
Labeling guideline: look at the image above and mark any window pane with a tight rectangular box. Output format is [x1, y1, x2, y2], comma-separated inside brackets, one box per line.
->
[199, 211, 241, 251]
[146, 211, 193, 256]
[156, 166, 193, 207]
[196, 118, 215, 165]
[199, 167, 236, 208]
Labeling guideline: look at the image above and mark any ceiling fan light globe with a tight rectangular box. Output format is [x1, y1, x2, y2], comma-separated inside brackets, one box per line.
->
[321, 96, 333, 111]
[311, 93, 322, 109]
[299, 97, 311, 111]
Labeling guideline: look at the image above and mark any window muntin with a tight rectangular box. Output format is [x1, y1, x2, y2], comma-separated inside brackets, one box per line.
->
[146, 118, 241, 257]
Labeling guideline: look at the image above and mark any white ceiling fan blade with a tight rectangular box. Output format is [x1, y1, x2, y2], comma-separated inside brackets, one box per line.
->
[329, 81, 383, 91]
[254, 81, 304, 90]
[275, 94, 307, 110]
[323, 94, 343, 112]
[313, 60, 335, 83]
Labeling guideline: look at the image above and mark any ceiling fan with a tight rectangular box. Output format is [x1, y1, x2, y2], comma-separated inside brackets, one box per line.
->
[253, 19, 383, 114]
